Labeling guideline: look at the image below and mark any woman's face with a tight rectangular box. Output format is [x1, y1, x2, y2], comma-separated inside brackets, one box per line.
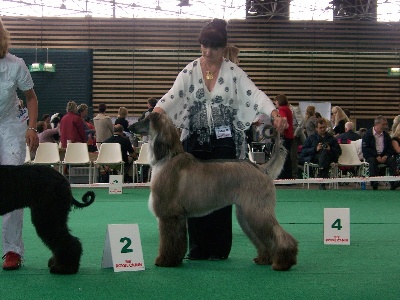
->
[201, 44, 225, 63]
[331, 109, 337, 121]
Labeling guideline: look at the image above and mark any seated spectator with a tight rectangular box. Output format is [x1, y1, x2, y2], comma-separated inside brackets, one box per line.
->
[362, 115, 400, 190]
[331, 106, 350, 136]
[299, 118, 342, 190]
[42, 114, 52, 129]
[93, 103, 113, 150]
[391, 124, 400, 173]
[137, 97, 158, 143]
[59, 101, 86, 148]
[103, 124, 136, 182]
[138, 97, 158, 121]
[356, 127, 367, 138]
[115, 107, 130, 132]
[336, 122, 361, 143]
[37, 121, 59, 143]
[77, 104, 96, 151]
[304, 105, 318, 137]
[392, 113, 400, 134]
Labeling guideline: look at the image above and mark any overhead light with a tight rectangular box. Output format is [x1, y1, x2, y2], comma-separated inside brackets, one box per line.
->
[177, 0, 190, 7]
[29, 49, 56, 73]
[248, 0, 257, 15]
[155, 0, 161, 10]
[388, 67, 400, 76]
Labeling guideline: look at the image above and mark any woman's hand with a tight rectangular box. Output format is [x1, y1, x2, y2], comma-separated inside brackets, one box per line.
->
[26, 128, 39, 152]
[273, 116, 288, 133]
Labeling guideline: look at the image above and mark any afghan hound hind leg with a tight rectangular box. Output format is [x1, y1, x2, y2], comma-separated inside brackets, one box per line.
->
[42, 229, 82, 274]
[236, 206, 273, 265]
[271, 225, 298, 271]
[32, 209, 82, 274]
[155, 216, 187, 267]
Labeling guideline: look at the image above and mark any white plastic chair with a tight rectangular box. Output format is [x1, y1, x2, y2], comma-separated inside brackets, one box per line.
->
[62, 143, 92, 183]
[32, 142, 62, 172]
[24, 144, 32, 164]
[134, 143, 151, 182]
[338, 143, 369, 181]
[93, 143, 124, 183]
[351, 139, 364, 160]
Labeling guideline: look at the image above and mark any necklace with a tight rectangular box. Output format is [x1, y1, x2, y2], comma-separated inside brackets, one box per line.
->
[206, 71, 214, 80]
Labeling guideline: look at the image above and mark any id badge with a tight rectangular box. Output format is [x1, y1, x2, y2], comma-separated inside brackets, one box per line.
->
[17, 108, 29, 123]
[215, 125, 232, 139]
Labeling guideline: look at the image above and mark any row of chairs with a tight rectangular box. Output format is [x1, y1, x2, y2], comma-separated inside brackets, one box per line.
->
[303, 141, 370, 189]
[25, 142, 151, 184]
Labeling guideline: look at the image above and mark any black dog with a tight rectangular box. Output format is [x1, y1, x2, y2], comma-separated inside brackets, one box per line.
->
[0, 164, 95, 274]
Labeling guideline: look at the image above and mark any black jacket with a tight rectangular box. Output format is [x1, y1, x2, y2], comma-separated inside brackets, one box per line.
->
[299, 132, 342, 164]
[337, 130, 361, 143]
[362, 128, 394, 160]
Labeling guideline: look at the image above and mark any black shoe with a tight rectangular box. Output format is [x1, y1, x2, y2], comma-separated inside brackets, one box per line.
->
[372, 182, 379, 190]
[390, 181, 400, 190]
[319, 183, 326, 190]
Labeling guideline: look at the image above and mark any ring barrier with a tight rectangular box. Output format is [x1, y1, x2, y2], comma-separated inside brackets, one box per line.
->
[70, 176, 400, 189]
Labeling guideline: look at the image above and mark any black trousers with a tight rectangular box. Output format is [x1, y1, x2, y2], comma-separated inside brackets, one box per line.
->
[184, 134, 236, 259]
[365, 156, 397, 187]
[278, 138, 293, 179]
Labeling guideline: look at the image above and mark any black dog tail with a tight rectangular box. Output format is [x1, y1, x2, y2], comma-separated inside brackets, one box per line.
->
[71, 191, 95, 208]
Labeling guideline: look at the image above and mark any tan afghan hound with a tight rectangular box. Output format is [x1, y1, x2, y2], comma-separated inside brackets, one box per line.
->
[129, 112, 298, 271]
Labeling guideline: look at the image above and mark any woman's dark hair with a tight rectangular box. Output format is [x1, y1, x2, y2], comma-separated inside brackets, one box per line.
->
[147, 97, 158, 108]
[98, 103, 107, 113]
[275, 94, 288, 106]
[198, 18, 228, 48]
[36, 121, 46, 133]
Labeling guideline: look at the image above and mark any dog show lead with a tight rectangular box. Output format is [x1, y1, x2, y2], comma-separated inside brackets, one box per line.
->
[151, 18, 289, 263]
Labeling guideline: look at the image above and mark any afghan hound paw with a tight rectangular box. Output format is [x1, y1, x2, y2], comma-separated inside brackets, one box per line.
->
[155, 255, 182, 267]
[49, 263, 79, 274]
[272, 250, 297, 271]
[272, 261, 295, 271]
[253, 256, 271, 265]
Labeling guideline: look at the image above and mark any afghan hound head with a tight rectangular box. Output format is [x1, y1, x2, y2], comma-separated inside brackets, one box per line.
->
[129, 112, 183, 164]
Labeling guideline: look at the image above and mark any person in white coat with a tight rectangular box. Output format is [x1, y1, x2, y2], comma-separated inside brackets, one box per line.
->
[0, 17, 39, 270]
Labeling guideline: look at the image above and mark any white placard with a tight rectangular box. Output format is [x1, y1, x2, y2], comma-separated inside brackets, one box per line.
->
[299, 101, 332, 122]
[102, 224, 145, 272]
[324, 208, 350, 245]
[109, 175, 123, 194]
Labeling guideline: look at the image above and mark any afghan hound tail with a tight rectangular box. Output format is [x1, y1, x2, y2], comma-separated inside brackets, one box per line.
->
[71, 191, 95, 208]
[258, 133, 287, 179]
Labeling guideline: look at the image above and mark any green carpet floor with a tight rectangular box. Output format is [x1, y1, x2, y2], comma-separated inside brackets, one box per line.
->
[1, 187, 399, 300]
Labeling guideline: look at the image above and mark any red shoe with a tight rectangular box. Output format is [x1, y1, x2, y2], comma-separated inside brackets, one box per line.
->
[2, 251, 22, 270]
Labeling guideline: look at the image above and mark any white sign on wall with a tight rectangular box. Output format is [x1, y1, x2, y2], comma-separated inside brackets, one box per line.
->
[299, 101, 332, 122]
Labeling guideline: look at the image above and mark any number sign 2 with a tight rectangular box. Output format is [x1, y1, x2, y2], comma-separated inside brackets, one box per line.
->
[102, 224, 145, 272]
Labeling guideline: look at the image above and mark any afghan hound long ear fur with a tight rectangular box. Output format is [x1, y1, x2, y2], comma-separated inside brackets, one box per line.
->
[149, 112, 183, 162]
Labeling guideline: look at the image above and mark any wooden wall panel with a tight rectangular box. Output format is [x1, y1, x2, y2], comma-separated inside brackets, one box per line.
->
[3, 17, 400, 126]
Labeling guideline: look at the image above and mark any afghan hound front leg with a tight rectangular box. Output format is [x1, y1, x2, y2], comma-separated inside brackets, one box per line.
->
[155, 216, 187, 267]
